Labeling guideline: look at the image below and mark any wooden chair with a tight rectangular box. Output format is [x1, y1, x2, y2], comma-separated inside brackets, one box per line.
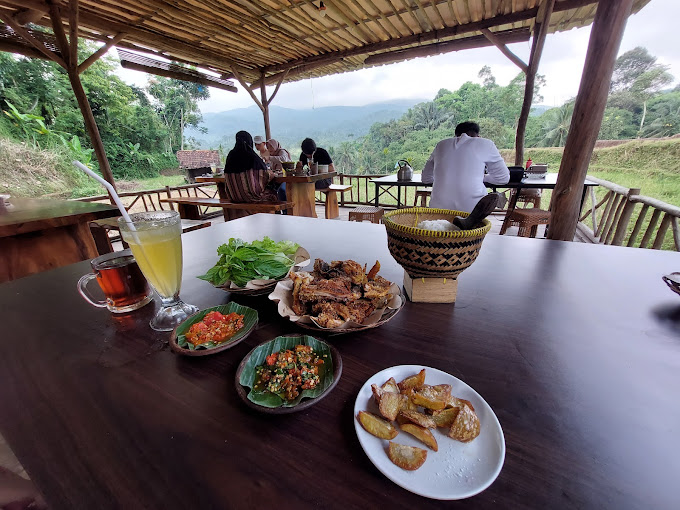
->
[349, 206, 384, 224]
[501, 208, 551, 238]
[413, 189, 431, 207]
[317, 184, 352, 219]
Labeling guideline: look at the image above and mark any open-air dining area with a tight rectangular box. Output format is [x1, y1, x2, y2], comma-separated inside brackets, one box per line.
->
[0, 1, 679, 509]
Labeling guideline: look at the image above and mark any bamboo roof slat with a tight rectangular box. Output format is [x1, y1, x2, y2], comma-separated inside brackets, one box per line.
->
[0, 0, 651, 87]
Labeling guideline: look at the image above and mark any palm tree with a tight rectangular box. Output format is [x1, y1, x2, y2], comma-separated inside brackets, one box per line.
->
[541, 102, 574, 147]
[411, 103, 451, 131]
[335, 142, 358, 173]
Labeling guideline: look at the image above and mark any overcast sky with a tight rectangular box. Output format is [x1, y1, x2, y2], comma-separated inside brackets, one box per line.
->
[118, 0, 680, 113]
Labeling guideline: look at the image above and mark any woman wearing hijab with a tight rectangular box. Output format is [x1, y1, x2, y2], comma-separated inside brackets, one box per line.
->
[223, 130, 277, 202]
[262, 139, 292, 174]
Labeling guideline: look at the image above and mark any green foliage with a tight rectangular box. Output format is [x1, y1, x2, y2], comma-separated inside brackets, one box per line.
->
[0, 40, 192, 182]
[197, 237, 299, 287]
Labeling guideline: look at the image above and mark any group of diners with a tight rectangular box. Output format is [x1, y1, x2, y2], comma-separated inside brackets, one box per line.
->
[221, 131, 335, 204]
[221, 121, 512, 214]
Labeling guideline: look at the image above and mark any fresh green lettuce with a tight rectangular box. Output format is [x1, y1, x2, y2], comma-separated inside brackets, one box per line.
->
[197, 237, 300, 287]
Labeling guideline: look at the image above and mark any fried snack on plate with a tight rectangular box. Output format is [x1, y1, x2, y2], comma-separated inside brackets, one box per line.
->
[448, 403, 481, 442]
[357, 411, 399, 440]
[397, 369, 426, 391]
[372, 384, 406, 421]
[411, 384, 452, 411]
[381, 377, 400, 394]
[432, 407, 460, 428]
[445, 394, 475, 412]
[400, 423, 439, 451]
[387, 442, 428, 471]
[400, 387, 419, 411]
[398, 409, 436, 429]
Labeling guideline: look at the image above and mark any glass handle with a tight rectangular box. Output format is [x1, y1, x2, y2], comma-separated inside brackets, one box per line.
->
[77, 274, 107, 308]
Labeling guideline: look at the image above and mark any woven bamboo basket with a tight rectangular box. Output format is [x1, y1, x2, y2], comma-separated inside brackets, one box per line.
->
[383, 208, 492, 279]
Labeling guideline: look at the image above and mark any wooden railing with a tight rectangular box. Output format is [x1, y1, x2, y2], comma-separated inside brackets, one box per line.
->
[577, 175, 679, 251]
[315, 173, 425, 208]
[77, 182, 221, 219]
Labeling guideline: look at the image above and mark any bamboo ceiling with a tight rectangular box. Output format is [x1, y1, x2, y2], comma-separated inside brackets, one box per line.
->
[0, 0, 651, 87]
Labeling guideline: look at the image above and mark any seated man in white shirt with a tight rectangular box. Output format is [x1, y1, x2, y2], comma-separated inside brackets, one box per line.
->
[422, 121, 509, 213]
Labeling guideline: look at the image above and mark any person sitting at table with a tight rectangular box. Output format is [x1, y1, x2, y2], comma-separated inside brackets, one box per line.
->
[263, 139, 291, 175]
[422, 121, 509, 213]
[253, 135, 266, 158]
[299, 138, 335, 189]
[223, 131, 277, 202]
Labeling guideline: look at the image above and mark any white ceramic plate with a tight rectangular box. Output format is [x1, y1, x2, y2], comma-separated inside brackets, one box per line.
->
[353, 365, 505, 500]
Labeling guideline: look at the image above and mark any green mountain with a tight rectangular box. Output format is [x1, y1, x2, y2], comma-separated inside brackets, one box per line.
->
[186, 100, 421, 151]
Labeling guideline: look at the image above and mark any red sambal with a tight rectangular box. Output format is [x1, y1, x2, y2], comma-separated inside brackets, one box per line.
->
[185, 311, 244, 346]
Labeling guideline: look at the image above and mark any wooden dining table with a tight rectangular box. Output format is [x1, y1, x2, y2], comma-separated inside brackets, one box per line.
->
[0, 196, 118, 283]
[0, 214, 678, 509]
[197, 172, 336, 218]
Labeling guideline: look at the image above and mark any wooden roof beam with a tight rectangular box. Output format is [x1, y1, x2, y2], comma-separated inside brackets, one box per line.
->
[2, 13, 66, 68]
[364, 27, 530, 66]
[262, 0, 599, 74]
[78, 32, 127, 73]
[481, 27, 527, 73]
[14, 7, 46, 25]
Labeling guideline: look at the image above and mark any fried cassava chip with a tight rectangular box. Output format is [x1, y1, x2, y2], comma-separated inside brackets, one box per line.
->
[432, 407, 460, 428]
[448, 403, 480, 442]
[398, 409, 436, 429]
[397, 369, 426, 391]
[357, 411, 399, 440]
[400, 423, 439, 451]
[387, 442, 428, 471]
[381, 377, 400, 394]
[411, 384, 451, 411]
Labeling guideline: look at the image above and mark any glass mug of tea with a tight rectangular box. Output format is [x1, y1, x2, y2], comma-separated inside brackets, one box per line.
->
[77, 249, 153, 313]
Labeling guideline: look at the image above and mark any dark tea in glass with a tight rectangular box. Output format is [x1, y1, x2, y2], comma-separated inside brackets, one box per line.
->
[78, 250, 153, 313]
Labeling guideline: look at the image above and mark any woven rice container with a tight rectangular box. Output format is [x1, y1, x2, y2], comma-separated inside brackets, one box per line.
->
[383, 207, 492, 279]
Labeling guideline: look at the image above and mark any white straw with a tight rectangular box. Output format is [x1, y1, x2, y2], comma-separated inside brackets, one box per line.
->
[73, 160, 166, 290]
[72, 161, 136, 230]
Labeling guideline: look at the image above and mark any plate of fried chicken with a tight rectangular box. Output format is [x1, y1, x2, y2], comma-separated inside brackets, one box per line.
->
[268, 258, 404, 333]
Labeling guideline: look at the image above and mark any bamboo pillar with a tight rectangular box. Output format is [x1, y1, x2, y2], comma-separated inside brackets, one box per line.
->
[260, 74, 271, 140]
[514, 0, 555, 166]
[548, 0, 635, 242]
[45, 0, 117, 191]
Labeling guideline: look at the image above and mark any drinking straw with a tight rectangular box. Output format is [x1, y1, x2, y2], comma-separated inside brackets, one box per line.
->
[72, 161, 163, 289]
[72, 161, 135, 228]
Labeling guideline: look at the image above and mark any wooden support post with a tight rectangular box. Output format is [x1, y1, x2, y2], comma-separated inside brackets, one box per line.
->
[260, 74, 271, 140]
[45, 0, 117, 191]
[548, 0, 635, 242]
[515, 0, 555, 166]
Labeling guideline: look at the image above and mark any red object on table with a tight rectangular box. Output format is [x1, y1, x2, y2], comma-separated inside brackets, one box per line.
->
[525, 158, 533, 169]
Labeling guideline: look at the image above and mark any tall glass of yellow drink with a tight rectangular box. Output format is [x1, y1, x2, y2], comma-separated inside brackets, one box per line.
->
[118, 211, 198, 331]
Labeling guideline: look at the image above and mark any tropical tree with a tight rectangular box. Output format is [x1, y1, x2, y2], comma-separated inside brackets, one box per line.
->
[541, 102, 574, 147]
[147, 77, 210, 152]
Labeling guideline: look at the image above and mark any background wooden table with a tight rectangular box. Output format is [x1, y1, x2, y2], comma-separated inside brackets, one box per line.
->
[0, 197, 118, 282]
[0, 215, 679, 509]
[273, 172, 337, 217]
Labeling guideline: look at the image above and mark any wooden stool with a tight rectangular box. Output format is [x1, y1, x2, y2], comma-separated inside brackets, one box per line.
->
[511, 188, 542, 208]
[317, 184, 352, 219]
[414, 189, 431, 207]
[503, 208, 551, 238]
[349, 206, 384, 224]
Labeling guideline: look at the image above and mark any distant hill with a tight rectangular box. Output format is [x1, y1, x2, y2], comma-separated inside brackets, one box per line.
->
[186, 100, 421, 151]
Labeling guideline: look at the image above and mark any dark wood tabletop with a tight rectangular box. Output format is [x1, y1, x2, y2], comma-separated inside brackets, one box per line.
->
[273, 171, 337, 184]
[0, 196, 118, 237]
[0, 215, 678, 509]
